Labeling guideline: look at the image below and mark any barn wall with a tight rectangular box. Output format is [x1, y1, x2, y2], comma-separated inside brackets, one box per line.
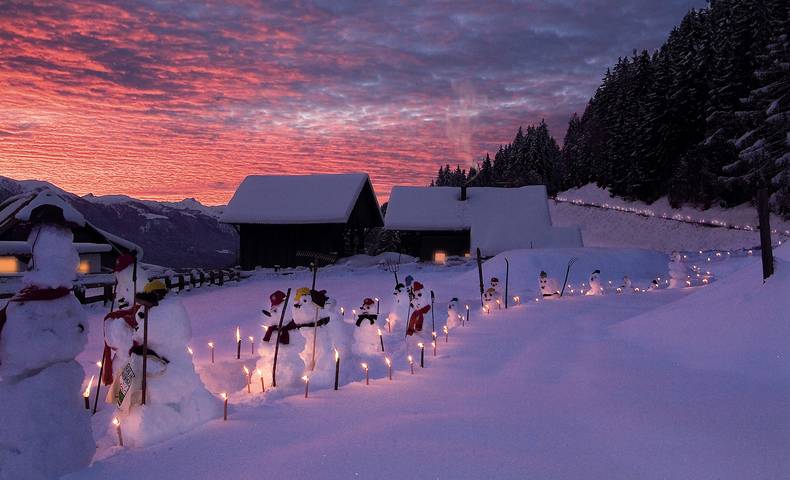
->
[239, 223, 348, 269]
[398, 230, 470, 261]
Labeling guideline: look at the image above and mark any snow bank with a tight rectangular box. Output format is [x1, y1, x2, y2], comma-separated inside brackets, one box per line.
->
[461, 247, 669, 297]
[613, 246, 790, 383]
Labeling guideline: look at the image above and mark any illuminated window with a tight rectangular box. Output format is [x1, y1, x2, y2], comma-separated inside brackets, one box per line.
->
[78, 259, 91, 274]
[0, 256, 21, 274]
[433, 251, 447, 264]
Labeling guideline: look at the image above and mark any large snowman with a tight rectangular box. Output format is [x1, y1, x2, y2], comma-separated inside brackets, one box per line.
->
[352, 298, 382, 356]
[0, 223, 93, 480]
[258, 290, 306, 388]
[109, 280, 220, 447]
[294, 288, 357, 389]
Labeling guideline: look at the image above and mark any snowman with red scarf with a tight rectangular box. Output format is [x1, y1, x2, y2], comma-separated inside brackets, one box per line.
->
[0, 221, 93, 479]
[258, 290, 306, 388]
[406, 281, 431, 342]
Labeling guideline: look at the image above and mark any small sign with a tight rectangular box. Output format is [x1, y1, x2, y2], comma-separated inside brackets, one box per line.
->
[117, 362, 136, 408]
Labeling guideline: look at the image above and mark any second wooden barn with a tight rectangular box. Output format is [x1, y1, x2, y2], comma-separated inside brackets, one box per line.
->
[221, 173, 383, 269]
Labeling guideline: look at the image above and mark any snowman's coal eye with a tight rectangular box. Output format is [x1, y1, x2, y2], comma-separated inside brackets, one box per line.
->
[418, 293, 422, 297]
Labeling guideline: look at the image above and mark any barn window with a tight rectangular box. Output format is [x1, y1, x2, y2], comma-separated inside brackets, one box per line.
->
[433, 250, 447, 264]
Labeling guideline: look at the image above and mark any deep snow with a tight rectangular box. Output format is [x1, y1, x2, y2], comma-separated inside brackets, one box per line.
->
[59, 246, 789, 479]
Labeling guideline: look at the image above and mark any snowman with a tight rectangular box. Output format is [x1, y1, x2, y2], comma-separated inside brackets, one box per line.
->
[385, 282, 409, 336]
[489, 277, 503, 302]
[259, 290, 306, 388]
[446, 297, 463, 329]
[352, 298, 382, 356]
[483, 287, 497, 313]
[668, 251, 688, 288]
[585, 269, 604, 295]
[0, 222, 93, 479]
[115, 280, 220, 447]
[649, 278, 661, 291]
[295, 288, 356, 389]
[101, 254, 145, 403]
[617, 276, 633, 294]
[539, 271, 560, 298]
[406, 281, 432, 339]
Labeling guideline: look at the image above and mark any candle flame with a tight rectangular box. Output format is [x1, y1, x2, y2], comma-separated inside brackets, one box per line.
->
[340, 307, 345, 314]
[83, 375, 94, 397]
[361, 362, 368, 370]
[385, 357, 391, 367]
[235, 327, 240, 342]
[465, 305, 469, 310]
[417, 343, 424, 348]
[352, 309, 356, 315]
[208, 342, 214, 348]
[112, 417, 120, 427]
[187, 346, 193, 355]
[221, 392, 227, 400]
[377, 328, 382, 336]
[431, 341, 436, 348]
[407, 355, 413, 363]
[374, 297, 379, 302]
[443, 325, 448, 334]
[432, 331, 437, 339]
[256, 368, 262, 377]
[243, 366, 250, 375]
[301, 375, 309, 383]
[334, 348, 340, 361]
[96, 361, 102, 368]
[248, 336, 254, 343]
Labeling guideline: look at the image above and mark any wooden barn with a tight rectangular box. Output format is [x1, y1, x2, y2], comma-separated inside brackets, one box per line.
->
[0, 189, 141, 277]
[221, 173, 383, 269]
[384, 185, 583, 262]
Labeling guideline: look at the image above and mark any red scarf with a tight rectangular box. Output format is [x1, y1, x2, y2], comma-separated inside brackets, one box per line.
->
[406, 305, 430, 336]
[0, 286, 71, 346]
[101, 304, 141, 386]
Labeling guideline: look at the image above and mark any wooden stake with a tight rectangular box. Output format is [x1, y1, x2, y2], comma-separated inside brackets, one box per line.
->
[758, 188, 774, 281]
[476, 248, 484, 307]
[271, 288, 292, 388]
[505, 257, 509, 309]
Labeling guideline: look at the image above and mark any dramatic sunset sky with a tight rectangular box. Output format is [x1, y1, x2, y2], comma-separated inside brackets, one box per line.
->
[0, 0, 702, 204]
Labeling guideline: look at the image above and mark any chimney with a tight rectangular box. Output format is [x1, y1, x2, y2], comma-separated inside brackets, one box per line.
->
[460, 185, 467, 201]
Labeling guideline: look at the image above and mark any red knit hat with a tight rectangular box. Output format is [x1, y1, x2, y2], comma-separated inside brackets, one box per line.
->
[270, 290, 286, 308]
[362, 298, 375, 307]
[114, 254, 135, 273]
[412, 281, 424, 292]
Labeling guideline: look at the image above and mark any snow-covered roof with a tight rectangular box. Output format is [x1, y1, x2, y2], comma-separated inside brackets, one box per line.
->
[0, 189, 142, 257]
[385, 186, 582, 255]
[221, 173, 382, 225]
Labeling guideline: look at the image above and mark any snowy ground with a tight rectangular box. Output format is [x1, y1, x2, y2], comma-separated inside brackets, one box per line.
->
[64, 246, 789, 480]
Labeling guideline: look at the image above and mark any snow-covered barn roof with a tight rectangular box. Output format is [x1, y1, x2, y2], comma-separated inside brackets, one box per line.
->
[0, 189, 142, 256]
[385, 186, 582, 255]
[221, 173, 383, 225]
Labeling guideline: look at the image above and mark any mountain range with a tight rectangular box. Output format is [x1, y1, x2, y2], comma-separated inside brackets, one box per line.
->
[0, 176, 237, 269]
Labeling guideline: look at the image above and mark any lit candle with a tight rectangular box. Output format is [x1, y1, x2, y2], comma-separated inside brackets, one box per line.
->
[249, 336, 255, 356]
[385, 357, 392, 380]
[208, 342, 215, 364]
[377, 328, 385, 352]
[465, 305, 470, 324]
[256, 368, 265, 393]
[243, 366, 251, 393]
[483, 305, 490, 315]
[443, 325, 449, 343]
[386, 317, 391, 333]
[112, 417, 123, 447]
[334, 349, 340, 391]
[235, 327, 241, 360]
[221, 393, 228, 420]
[408, 355, 414, 374]
[361, 362, 369, 385]
[82, 375, 94, 410]
[432, 340, 436, 357]
[187, 345, 193, 356]
[418, 343, 425, 368]
[341, 307, 345, 317]
[496, 299, 501, 310]
[375, 297, 380, 315]
[302, 375, 310, 398]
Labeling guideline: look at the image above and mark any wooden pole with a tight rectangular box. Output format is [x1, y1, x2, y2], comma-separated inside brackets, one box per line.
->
[758, 188, 774, 281]
[476, 248, 484, 307]
[504, 258, 509, 309]
[93, 280, 117, 414]
[271, 288, 291, 388]
[430, 290, 435, 333]
[140, 305, 149, 405]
